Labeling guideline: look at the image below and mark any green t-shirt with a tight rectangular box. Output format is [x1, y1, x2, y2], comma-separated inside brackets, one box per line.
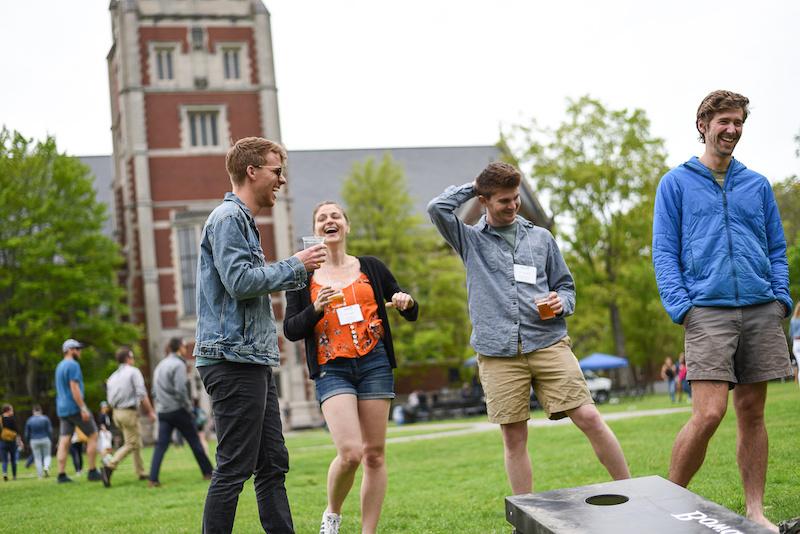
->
[491, 221, 517, 250]
[711, 169, 726, 188]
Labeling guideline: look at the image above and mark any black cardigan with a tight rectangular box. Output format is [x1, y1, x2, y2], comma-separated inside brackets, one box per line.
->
[283, 256, 419, 379]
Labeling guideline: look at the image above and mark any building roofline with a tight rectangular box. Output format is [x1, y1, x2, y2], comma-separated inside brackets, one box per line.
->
[286, 144, 501, 154]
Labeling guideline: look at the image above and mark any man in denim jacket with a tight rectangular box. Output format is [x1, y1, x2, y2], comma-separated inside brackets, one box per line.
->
[653, 91, 792, 532]
[194, 137, 326, 533]
[428, 162, 629, 496]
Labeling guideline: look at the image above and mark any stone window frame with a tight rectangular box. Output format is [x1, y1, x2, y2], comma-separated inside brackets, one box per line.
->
[179, 104, 229, 153]
[172, 212, 207, 321]
[149, 42, 180, 86]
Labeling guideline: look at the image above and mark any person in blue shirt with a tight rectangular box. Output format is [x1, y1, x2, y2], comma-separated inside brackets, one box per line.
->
[54, 339, 102, 484]
[653, 90, 793, 532]
[24, 405, 53, 478]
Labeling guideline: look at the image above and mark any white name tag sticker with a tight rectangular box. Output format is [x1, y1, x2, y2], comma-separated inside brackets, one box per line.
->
[514, 264, 537, 284]
[336, 304, 364, 325]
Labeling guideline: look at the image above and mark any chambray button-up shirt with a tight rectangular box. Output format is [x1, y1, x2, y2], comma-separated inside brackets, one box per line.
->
[428, 183, 575, 357]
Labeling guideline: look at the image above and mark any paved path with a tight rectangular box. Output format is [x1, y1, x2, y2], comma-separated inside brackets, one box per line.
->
[293, 407, 691, 451]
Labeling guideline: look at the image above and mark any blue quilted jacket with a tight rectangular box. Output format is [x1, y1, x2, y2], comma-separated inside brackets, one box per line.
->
[652, 156, 792, 324]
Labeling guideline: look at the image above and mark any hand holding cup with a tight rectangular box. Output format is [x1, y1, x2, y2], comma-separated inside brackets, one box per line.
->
[295, 236, 327, 272]
[313, 286, 340, 313]
[535, 291, 562, 320]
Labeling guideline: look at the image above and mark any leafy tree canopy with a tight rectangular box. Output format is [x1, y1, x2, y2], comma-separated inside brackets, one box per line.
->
[503, 96, 681, 371]
[0, 128, 139, 410]
[341, 154, 472, 364]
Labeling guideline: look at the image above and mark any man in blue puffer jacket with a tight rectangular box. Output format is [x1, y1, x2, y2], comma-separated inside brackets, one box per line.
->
[653, 90, 792, 532]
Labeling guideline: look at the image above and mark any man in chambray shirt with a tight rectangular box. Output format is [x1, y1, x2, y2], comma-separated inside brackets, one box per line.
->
[428, 162, 630, 495]
[194, 137, 326, 534]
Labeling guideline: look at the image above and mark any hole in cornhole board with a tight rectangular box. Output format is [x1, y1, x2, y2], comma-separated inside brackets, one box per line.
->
[585, 494, 629, 506]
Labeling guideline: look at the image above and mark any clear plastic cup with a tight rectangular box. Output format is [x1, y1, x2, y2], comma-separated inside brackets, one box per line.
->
[302, 236, 325, 249]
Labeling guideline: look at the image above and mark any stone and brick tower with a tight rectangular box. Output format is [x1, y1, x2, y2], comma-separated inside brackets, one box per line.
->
[107, 0, 319, 427]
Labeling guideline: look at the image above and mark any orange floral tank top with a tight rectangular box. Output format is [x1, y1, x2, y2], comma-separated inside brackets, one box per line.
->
[310, 273, 384, 365]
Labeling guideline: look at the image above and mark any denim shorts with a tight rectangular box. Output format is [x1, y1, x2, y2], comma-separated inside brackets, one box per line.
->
[315, 341, 396, 405]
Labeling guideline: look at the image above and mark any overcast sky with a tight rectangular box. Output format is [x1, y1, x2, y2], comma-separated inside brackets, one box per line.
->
[1, 0, 798, 182]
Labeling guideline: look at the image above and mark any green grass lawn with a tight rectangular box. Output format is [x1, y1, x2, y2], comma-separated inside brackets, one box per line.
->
[5, 382, 799, 533]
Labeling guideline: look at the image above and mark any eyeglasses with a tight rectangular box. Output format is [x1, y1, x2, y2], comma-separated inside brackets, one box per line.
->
[252, 164, 283, 177]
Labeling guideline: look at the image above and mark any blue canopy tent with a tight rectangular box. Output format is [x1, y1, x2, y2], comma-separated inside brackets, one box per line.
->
[579, 353, 629, 371]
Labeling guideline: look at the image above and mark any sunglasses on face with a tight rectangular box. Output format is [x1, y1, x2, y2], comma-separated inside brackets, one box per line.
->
[252, 164, 283, 177]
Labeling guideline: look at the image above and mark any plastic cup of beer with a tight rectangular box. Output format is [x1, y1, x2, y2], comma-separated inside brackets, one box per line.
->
[535, 295, 555, 320]
[328, 291, 345, 307]
[302, 236, 325, 249]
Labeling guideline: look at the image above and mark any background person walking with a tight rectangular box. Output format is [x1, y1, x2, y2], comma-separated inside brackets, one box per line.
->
[148, 337, 214, 487]
[54, 339, 102, 484]
[660, 357, 677, 403]
[24, 405, 53, 478]
[1, 404, 19, 481]
[103, 347, 156, 487]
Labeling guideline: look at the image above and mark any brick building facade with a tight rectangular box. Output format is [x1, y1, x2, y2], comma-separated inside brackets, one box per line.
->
[107, 0, 320, 428]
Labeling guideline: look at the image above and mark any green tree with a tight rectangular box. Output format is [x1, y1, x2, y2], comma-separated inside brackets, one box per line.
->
[503, 96, 680, 371]
[774, 131, 800, 305]
[341, 154, 472, 363]
[0, 129, 139, 409]
[773, 176, 800, 246]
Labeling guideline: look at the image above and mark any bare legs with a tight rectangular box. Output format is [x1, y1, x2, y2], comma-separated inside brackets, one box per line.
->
[567, 404, 630, 480]
[733, 383, 777, 532]
[669, 381, 777, 532]
[322, 395, 390, 534]
[500, 405, 629, 495]
[500, 421, 532, 494]
[57, 435, 71, 475]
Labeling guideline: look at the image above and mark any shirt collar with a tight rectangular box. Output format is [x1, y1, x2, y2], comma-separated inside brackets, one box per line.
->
[223, 192, 253, 220]
[475, 214, 533, 233]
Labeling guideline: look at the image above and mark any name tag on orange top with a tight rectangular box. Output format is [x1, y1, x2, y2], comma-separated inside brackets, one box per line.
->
[336, 304, 364, 325]
[513, 264, 537, 284]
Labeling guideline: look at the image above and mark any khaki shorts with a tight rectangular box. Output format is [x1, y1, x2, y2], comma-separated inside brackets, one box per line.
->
[477, 336, 593, 423]
[684, 301, 793, 385]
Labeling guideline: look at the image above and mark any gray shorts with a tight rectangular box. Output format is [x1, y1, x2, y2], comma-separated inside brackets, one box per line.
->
[59, 413, 98, 437]
[683, 301, 792, 385]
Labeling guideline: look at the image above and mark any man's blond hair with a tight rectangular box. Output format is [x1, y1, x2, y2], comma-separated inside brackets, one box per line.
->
[225, 137, 287, 186]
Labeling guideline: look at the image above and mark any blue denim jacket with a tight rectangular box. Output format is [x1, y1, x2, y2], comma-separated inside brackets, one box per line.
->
[194, 193, 308, 366]
[428, 183, 575, 356]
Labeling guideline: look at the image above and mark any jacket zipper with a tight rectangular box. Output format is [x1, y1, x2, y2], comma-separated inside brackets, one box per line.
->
[720, 181, 739, 302]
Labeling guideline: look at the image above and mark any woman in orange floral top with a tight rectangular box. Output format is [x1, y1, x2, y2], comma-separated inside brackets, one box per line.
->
[284, 201, 418, 534]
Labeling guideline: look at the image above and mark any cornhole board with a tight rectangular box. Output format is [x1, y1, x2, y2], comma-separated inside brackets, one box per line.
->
[506, 475, 774, 534]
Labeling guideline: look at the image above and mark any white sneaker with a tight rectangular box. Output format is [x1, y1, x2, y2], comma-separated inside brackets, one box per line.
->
[319, 511, 341, 534]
